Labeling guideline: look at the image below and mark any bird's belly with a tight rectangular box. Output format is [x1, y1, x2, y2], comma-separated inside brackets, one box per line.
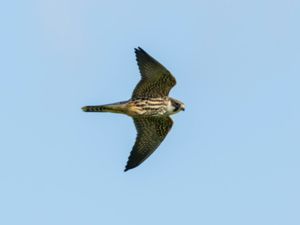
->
[127, 99, 168, 116]
[128, 105, 167, 116]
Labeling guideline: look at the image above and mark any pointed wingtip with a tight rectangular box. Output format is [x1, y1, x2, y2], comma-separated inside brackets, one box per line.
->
[124, 167, 131, 172]
[124, 165, 133, 172]
[81, 106, 88, 112]
[135, 46, 145, 53]
[124, 163, 138, 172]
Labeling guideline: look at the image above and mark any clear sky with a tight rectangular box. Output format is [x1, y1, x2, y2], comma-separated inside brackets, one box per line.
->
[1, 0, 299, 224]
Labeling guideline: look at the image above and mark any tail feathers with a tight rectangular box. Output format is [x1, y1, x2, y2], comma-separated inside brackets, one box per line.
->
[81, 105, 107, 112]
[81, 103, 127, 114]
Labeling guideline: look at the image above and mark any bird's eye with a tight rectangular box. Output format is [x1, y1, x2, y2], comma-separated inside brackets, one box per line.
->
[174, 103, 180, 111]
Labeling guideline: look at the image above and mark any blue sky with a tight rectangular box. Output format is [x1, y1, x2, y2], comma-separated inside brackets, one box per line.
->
[1, 0, 300, 224]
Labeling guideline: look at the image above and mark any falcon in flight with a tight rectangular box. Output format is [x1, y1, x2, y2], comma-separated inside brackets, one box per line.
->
[82, 47, 185, 171]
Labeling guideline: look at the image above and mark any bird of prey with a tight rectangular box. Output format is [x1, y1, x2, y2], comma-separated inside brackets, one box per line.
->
[82, 47, 185, 171]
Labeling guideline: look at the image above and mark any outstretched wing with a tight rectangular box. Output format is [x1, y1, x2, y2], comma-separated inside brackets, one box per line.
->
[132, 47, 176, 98]
[124, 116, 173, 171]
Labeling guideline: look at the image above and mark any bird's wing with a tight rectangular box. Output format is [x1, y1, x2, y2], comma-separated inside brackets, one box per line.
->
[132, 47, 176, 98]
[124, 116, 173, 171]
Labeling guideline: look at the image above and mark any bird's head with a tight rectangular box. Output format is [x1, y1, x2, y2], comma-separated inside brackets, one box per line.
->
[170, 98, 185, 113]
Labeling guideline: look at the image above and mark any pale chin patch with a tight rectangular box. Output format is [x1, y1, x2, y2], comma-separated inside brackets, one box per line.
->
[166, 100, 176, 115]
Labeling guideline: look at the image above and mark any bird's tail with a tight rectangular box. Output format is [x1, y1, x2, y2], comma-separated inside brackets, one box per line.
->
[81, 105, 109, 112]
[81, 101, 128, 114]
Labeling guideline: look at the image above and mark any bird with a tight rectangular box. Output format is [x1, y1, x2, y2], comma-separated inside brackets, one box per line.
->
[82, 47, 185, 171]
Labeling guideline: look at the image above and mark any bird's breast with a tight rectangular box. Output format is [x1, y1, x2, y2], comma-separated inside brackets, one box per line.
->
[126, 98, 169, 116]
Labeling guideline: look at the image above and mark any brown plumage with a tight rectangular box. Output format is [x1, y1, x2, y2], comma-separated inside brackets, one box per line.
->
[82, 47, 185, 171]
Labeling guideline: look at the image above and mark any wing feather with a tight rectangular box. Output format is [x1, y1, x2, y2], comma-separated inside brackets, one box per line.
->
[132, 47, 176, 98]
[124, 116, 173, 171]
